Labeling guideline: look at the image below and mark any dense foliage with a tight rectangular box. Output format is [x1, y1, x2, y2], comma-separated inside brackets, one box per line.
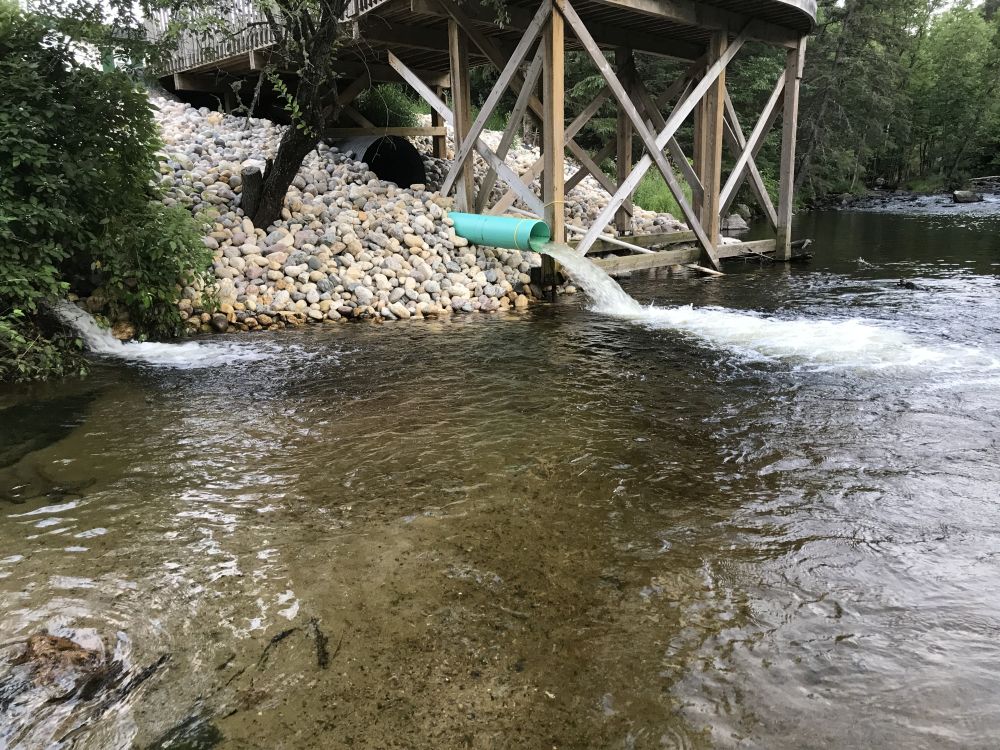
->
[0, 2, 211, 382]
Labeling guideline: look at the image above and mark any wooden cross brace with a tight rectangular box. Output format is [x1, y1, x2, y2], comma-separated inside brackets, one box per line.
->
[387, 52, 546, 216]
[719, 82, 784, 228]
[572, 17, 750, 265]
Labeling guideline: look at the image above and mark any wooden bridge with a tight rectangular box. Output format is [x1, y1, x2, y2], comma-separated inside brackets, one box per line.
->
[150, 0, 816, 280]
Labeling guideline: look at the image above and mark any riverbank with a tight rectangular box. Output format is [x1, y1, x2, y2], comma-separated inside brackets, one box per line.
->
[106, 98, 691, 337]
[827, 188, 1000, 217]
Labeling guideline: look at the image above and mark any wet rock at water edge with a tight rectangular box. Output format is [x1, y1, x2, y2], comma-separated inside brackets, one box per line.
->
[210, 314, 229, 333]
[141, 97, 693, 332]
[953, 190, 984, 204]
[1, 633, 110, 703]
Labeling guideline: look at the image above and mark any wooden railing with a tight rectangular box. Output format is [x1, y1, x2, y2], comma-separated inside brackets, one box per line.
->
[146, 0, 391, 74]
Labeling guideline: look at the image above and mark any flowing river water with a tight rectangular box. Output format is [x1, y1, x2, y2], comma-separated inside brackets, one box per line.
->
[2, 207, 1000, 749]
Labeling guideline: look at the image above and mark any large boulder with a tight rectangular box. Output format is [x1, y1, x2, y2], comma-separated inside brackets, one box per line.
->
[953, 190, 984, 204]
[722, 214, 750, 232]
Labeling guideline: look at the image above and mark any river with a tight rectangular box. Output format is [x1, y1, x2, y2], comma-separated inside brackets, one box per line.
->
[2, 207, 999, 749]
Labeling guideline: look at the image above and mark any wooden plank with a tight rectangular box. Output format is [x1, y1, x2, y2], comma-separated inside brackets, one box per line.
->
[631, 77, 703, 205]
[337, 73, 371, 107]
[324, 127, 448, 137]
[342, 104, 375, 128]
[476, 50, 543, 213]
[173, 72, 227, 92]
[721, 90, 780, 227]
[409, 0, 704, 60]
[570, 230, 696, 253]
[777, 37, 806, 261]
[560, 0, 720, 268]
[592, 247, 700, 273]
[388, 52, 546, 215]
[591, 238, 777, 274]
[440, 0, 599, 215]
[543, 3, 566, 246]
[587, 0, 804, 48]
[448, 19, 475, 210]
[431, 85, 448, 158]
[615, 48, 635, 234]
[250, 47, 451, 86]
[442, 0, 551, 196]
[718, 239, 776, 258]
[699, 31, 727, 247]
[719, 79, 783, 223]
[573, 27, 748, 258]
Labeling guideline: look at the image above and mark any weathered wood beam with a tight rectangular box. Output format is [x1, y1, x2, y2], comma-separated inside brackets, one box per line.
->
[431, 85, 448, 158]
[352, 21, 450, 52]
[698, 31, 727, 246]
[388, 51, 545, 215]
[409, 0, 703, 59]
[588, 0, 803, 48]
[573, 26, 748, 257]
[543, 2, 566, 249]
[720, 86, 781, 227]
[777, 37, 806, 260]
[615, 48, 635, 233]
[448, 19, 475, 210]
[442, 0, 551, 196]
[591, 238, 777, 274]
[630, 77, 703, 206]
[476, 51, 543, 213]
[324, 126, 448, 137]
[342, 104, 376, 128]
[173, 72, 228, 92]
[438, 0, 599, 207]
[561, 0, 721, 268]
[570, 230, 696, 253]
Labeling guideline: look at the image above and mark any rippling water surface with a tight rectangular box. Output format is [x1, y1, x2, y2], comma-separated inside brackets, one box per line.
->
[2, 210, 999, 749]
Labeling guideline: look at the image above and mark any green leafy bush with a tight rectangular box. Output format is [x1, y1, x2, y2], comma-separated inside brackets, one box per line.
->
[0, 1, 211, 380]
[355, 84, 420, 128]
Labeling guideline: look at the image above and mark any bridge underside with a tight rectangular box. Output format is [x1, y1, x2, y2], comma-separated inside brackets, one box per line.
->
[157, 0, 814, 282]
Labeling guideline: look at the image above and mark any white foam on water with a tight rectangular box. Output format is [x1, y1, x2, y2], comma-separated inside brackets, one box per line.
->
[542, 244, 987, 370]
[53, 301, 270, 368]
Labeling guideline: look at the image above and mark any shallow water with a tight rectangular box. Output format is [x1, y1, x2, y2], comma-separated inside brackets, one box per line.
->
[2, 209, 1000, 749]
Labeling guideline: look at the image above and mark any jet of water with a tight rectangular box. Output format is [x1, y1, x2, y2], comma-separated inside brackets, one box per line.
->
[52, 301, 268, 368]
[539, 243, 969, 370]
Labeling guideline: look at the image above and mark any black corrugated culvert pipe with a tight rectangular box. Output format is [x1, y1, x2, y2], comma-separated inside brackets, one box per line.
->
[331, 136, 426, 187]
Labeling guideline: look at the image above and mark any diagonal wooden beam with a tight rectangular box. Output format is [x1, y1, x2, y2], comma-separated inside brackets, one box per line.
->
[721, 90, 780, 228]
[719, 77, 784, 222]
[476, 50, 543, 213]
[388, 52, 545, 216]
[439, 0, 605, 207]
[573, 24, 749, 258]
[630, 77, 703, 206]
[441, 0, 551, 196]
[558, 0, 720, 268]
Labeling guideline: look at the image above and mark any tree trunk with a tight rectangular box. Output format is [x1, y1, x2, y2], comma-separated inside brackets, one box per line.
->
[250, 125, 320, 229]
[240, 166, 264, 218]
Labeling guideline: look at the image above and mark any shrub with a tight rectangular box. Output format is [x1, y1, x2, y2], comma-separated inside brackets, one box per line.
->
[633, 170, 692, 219]
[355, 84, 420, 128]
[0, 2, 210, 380]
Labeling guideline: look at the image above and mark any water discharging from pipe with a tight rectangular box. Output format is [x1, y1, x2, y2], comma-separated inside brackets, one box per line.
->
[52, 301, 270, 368]
[539, 244, 984, 370]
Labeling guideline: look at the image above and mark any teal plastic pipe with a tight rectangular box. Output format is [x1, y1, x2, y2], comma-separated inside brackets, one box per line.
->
[449, 212, 551, 253]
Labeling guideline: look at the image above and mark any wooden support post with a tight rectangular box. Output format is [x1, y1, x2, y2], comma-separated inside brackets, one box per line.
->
[776, 36, 806, 261]
[431, 85, 448, 159]
[542, 2, 564, 294]
[448, 19, 474, 210]
[615, 48, 635, 234]
[700, 30, 727, 247]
